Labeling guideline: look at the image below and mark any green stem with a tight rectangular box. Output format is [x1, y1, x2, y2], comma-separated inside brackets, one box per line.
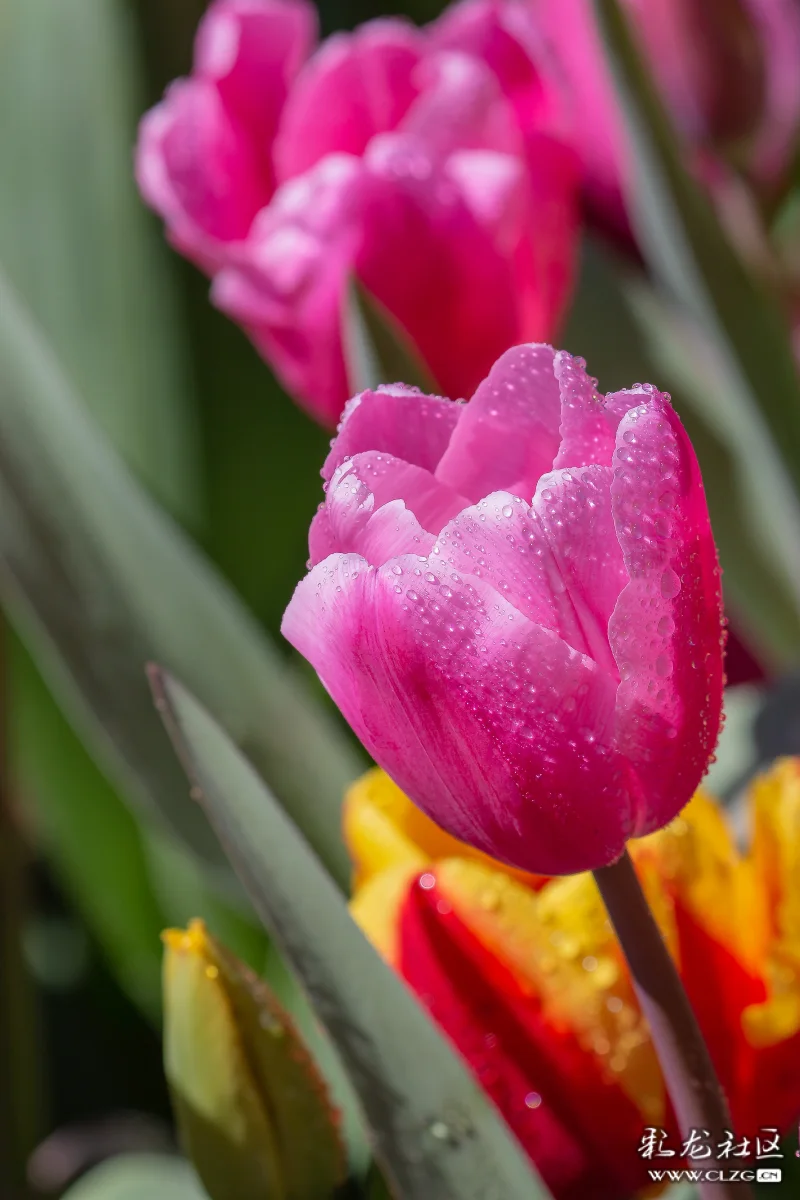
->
[594, 850, 752, 1200]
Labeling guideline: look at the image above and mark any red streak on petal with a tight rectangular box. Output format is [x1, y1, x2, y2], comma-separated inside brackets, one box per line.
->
[399, 875, 651, 1198]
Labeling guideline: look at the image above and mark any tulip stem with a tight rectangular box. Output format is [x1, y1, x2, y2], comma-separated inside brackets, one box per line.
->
[593, 849, 752, 1200]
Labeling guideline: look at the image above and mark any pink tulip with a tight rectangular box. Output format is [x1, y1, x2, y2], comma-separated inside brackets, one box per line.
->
[283, 344, 725, 875]
[136, 2, 578, 425]
[522, 0, 800, 230]
[136, 0, 317, 272]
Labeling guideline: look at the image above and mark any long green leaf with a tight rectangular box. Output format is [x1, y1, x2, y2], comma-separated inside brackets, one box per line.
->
[0, 272, 362, 888]
[0, 0, 199, 520]
[8, 635, 165, 1020]
[151, 667, 554, 1200]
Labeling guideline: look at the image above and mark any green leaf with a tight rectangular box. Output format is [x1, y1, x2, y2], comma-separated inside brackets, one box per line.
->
[0, 0, 199, 522]
[151, 668, 555, 1200]
[62, 1155, 208, 1200]
[0, 271, 362, 889]
[344, 279, 440, 395]
[163, 920, 346, 1200]
[145, 832, 268, 978]
[8, 635, 165, 1020]
[593, 0, 800, 499]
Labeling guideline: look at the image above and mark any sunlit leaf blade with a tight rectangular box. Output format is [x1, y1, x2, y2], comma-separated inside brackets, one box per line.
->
[61, 1155, 208, 1200]
[344, 279, 440, 395]
[593, 0, 800, 506]
[151, 667, 555, 1200]
[0, 272, 362, 887]
[163, 920, 346, 1200]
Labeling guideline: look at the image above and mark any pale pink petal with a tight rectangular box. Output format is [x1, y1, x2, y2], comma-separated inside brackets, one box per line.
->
[309, 461, 434, 566]
[444, 150, 527, 250]
[324, 386, 461, 483]
[273, 19, 424, 183]
[531, 467, 627, 675]
[282, 553, 633, 874]
[432, 491, 557, 630]
[433, 472, 627, 675]
[336, 451, 469, 535]
[554, 350, 619, 469]
[135, 79, 271, 271]
[195, 0, 317, 162]
[609, 393, 724, 835]
[435, 343, 561, 501]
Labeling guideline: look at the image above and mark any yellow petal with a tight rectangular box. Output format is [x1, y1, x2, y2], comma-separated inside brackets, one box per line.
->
[631, 790, 765, 973]
[349, 862, 420, 965]
[344, 767, 543, 889]
[434, 860, 664, 1122]
[742, 759, 800, 1047]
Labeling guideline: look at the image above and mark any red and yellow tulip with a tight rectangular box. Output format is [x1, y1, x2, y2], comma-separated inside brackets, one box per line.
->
[347, 760, 800, 1198]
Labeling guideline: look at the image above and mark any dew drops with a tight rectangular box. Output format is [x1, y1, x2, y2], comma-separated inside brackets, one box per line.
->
[420, 873, 436, 890]
[655, 653, 672, 678]
[501, 505, 513, 518]
[660, 568, 681, 599]
[524, 1092, 542, 1110]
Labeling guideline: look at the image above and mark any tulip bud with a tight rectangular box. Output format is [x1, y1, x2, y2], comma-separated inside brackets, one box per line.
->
[628, 0, 765, 148]
[162, 920, 345, 1200]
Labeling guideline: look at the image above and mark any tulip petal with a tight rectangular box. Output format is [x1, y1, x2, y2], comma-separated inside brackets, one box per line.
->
[435, 343, 561, 501]
[323, 385, 461, 483]
[429, 0, 549, 131]
[357, 134, 520, 404]
[609, 394, 724, 834]
[213, 154, 363, 424]
[274, 19, 424, 182]
[433, 468, 626, 677]
[344, 767, 546, 890]
[309, 460, 436, 566]
[531, 467, 627, 675]
[195, 0, 317, 156]
[282, 552, 632, 874]
[338, 451, 469, 536]
[554, 350, 619, 469]
[136, 79, 270, 272]
[400, 51, 521, 158]
[399, 872, 651, 1199]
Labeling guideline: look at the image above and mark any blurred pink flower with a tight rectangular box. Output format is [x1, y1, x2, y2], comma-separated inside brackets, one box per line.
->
[136, 0, 579, 425]
[523, 0, 800, 231]
[283, 344, 725, 875]
[136, 0, 317, 272]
